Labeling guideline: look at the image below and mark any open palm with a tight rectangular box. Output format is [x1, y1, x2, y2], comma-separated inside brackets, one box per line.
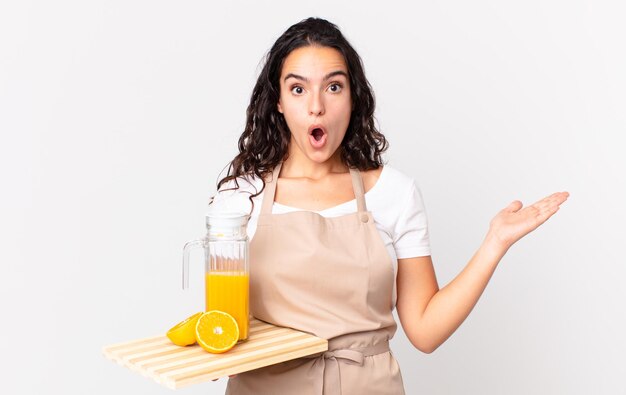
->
[488, 191, 570, 250]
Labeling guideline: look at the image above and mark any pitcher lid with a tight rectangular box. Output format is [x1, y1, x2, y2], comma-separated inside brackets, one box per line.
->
[205, 212, 250, 228]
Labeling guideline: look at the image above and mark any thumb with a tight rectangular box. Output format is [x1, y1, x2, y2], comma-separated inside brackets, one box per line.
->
[502, 200, 523, 213]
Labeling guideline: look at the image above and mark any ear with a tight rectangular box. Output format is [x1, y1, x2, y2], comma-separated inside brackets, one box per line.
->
[277, 100, 283, 114]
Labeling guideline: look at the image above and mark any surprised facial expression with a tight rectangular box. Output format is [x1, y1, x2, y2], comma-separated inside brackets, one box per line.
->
[277, 46, 352, 164]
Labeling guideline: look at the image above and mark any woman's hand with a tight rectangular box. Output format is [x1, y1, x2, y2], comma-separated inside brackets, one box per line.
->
[485, 191, 570, 251]
[212, 374, 237, 382]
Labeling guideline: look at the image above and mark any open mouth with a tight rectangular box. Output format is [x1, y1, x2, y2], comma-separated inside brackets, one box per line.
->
[311, 128, 324, 141]
[308, 125, 327, 148]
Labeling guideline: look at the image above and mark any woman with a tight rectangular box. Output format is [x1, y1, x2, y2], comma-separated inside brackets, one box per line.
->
[209, 17, 569, 394]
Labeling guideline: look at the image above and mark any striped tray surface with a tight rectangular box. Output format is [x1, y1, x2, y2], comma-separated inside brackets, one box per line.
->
[102, 318, 328, 389]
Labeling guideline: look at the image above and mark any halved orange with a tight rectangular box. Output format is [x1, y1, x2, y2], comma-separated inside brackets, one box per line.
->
[166, 312, 203, 346]
[195, 310, 239, 354]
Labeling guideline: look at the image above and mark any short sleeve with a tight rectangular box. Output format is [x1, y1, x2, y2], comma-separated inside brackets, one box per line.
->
[393, 180, 431, 259]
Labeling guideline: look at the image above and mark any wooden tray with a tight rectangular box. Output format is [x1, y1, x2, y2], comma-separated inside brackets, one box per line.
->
[102, 318, 328, 389]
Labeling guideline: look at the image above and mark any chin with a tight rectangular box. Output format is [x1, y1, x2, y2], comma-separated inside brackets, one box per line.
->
[292, 136, 340, 163]
[306, 153, 333, 163]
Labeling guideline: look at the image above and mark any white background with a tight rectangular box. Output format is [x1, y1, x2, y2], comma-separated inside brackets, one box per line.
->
[1, 1, 625, 394]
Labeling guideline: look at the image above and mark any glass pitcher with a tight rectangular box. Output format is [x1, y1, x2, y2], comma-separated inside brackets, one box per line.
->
[182, 212, 250, 341]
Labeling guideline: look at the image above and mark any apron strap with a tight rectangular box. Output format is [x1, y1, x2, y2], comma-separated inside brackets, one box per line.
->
[260, 162, 282, 215]
[349, 168, 368, 214]
[304, 340, 390, 395]
[259, 162, 368, 215]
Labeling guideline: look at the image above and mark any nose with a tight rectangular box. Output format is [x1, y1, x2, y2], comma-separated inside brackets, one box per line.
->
[308, 91, 325, 116]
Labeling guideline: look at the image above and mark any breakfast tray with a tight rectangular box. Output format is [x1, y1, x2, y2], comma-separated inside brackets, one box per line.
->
[102, 318, 328, 389]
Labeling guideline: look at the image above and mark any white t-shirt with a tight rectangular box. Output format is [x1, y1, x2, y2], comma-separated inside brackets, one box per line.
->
[208, 164, 431, 306]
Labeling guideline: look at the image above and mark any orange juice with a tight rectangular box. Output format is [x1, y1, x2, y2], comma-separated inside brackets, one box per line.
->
[205, 271, 249, 340]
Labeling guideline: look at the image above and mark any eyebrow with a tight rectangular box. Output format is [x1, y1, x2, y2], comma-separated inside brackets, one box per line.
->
[283, 70, 349, 83]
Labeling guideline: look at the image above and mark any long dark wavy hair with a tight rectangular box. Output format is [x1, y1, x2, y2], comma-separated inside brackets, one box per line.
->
[211, 17, 388, 211]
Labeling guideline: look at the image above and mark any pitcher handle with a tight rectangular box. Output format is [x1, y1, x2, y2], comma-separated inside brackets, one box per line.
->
[182, 238, 207, 290]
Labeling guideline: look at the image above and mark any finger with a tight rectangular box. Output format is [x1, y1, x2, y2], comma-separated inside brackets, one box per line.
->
[212, 375, 237, 382]
[537, 191, 569, 206]
[532, 198, 557, 213]
[530, 192, 570, 212]
[502, 200, 523, 214]
[555, 191, 570, 205]
[527, 198, 563, 226]
[536, 205, 560, 224]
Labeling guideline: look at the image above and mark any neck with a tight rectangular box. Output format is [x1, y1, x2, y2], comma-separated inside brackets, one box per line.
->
[281, 146, 347, 180]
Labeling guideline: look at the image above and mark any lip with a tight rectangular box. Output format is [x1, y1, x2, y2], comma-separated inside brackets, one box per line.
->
[308, 124, 327, 135]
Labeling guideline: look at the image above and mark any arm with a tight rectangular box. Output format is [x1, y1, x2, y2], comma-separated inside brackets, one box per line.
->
[396, 191, 569, 354]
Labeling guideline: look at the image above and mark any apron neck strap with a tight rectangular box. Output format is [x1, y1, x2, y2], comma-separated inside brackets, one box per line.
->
[349, 168, 367, 213]
[260, 162, 368, 215]
[260, 162, 282, 215]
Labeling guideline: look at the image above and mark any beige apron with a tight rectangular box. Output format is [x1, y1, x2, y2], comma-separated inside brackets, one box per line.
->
[226, 162, 405, 395]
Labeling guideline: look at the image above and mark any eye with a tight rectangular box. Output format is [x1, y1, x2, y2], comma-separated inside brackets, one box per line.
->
[291, 86, 304, 95]
[328, 83, 343, 93]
